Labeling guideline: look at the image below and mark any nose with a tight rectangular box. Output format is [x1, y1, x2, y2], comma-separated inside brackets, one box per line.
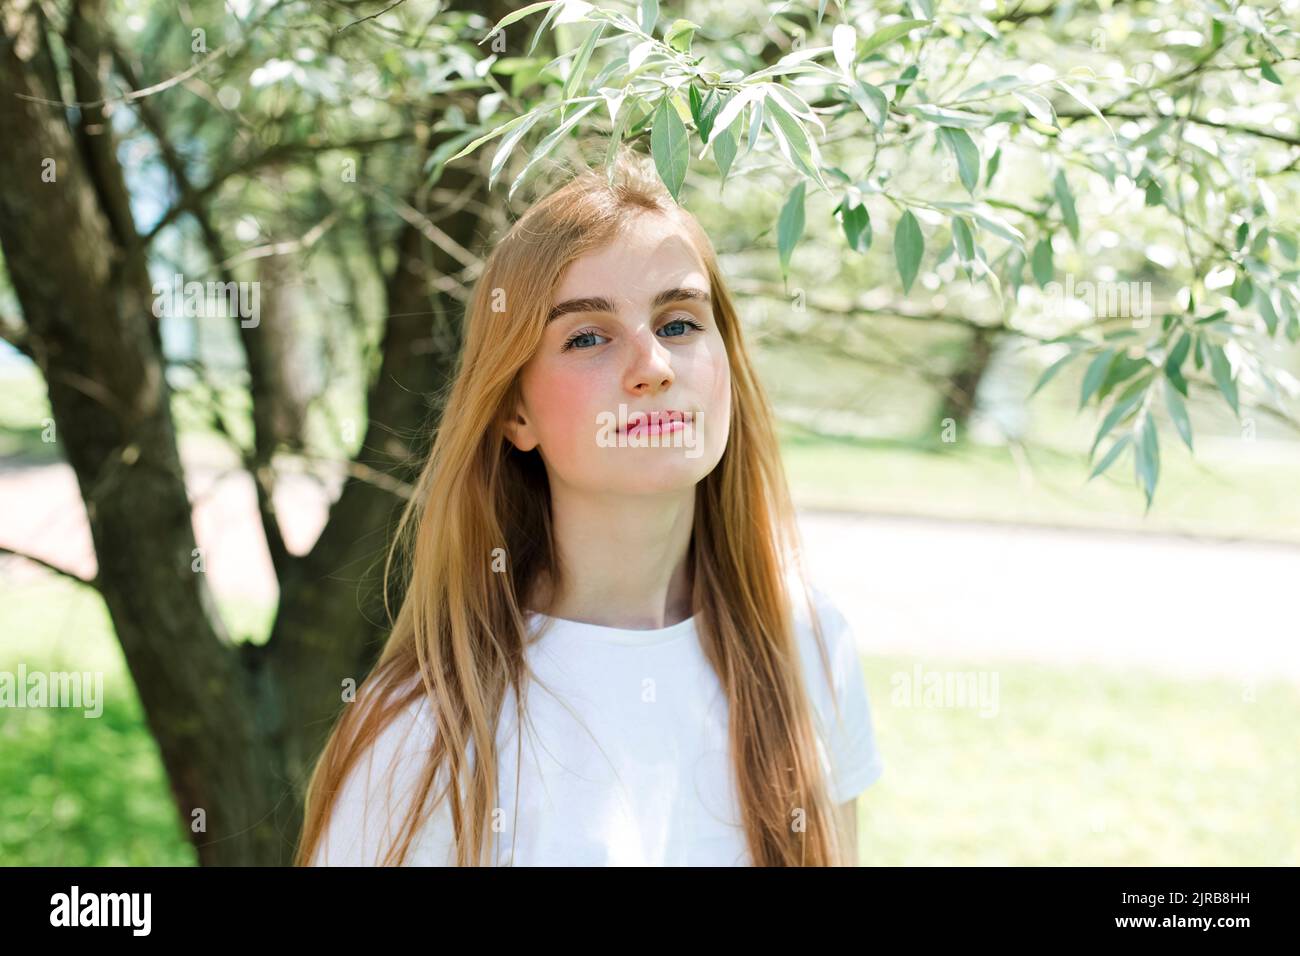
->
[624, 325, 675, 395]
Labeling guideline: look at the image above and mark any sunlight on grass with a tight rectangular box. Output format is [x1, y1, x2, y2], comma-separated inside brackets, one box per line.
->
[3, 577, 1296, 865]
[857, 654, 1300, 866]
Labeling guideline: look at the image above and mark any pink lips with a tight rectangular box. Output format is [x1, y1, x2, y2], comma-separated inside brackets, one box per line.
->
[620, 409, 691, 435]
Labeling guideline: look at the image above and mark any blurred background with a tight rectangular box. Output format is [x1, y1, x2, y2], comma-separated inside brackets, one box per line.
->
[1, 0, 1298, 865]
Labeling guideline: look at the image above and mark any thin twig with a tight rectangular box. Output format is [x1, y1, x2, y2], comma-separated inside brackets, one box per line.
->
[0, 546, 97, 588]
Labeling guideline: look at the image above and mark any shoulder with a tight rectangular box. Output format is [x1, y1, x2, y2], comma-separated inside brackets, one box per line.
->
[309, 679, 440, 866]
[788, 579, 858, 682]
[787, 576, 886, 801]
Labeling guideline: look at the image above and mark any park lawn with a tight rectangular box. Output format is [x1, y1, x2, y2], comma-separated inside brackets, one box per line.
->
[6, 359, 1299, 542]
[855, 654, 1300, 866]
[778, 422, 1300, 545]
[2, 577, 1296, 866]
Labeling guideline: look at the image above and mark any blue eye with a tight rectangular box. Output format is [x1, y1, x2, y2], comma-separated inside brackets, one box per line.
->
[659, 317, 705, 338]
[560, 328, 607, 352]
[560, 315, 704, 353]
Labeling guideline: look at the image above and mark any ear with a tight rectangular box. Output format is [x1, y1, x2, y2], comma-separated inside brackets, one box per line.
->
[502, 401, 540, 452]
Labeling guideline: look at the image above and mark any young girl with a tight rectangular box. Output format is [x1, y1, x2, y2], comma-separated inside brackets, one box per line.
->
[296, 149, 884, 867]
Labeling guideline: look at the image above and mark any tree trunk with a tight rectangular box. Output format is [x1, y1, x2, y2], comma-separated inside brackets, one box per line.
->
[934, 327, 997, 438]
[0, 0, 284, 864]
[0, 0, 520, 864]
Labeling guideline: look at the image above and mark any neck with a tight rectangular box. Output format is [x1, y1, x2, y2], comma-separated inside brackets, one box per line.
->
[530, 485, 695, 629]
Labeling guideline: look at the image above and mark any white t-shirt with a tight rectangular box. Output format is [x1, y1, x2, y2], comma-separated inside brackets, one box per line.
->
[310, 585, 883, 866]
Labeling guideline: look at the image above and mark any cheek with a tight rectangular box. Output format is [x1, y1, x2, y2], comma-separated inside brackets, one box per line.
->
[697, 337, 731, 416]
[525, 363, 606, 448]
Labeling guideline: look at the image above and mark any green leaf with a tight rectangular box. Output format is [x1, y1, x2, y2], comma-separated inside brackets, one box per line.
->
[1134, 410, 1160, 508]
[1165, 330, 1192, 372]
[1056, 78, 1116, 142]
[746, 93, 765, 157]
[704, 87, 760, 146]
[1088, 434, 1131, 482]
[971, 208, 1023, 244]
[1164, 379, 1193, 451]
[777, 180, 806, 282]
[859, 19, 931, 58]
[849, 80, 889, 132]
[1079, 348, 1117, 409]
[425, 129, 481, 187]
[447, 110, 535, 166]
[489, 110, 546, 188]
[763, 93, 824, 186]
[1029, 350, 1077, 398]
[508, 98, 601, 200]
[1164, 331, 1191, 396]
[840, 196, 872, 252]
[894, 210, 924, 294]
[527, 0, 566, 55]
[1090, 376, 1148, 458]
[906, 104, 988, 129]
[1097, 353, 1147, 403]
[639, 0, 658, 35]
[604, 92, 634, 179]
[711, 127, 737, 180]
[1207, 343, 1239, 417]
[985, 145, 1002, 187]
[1260, 59, 1282, 85]
[893, 64, 918, 103]
[939, 127, 980, 194]
[1053, 169, 1079, 241]
[952, 216, 975, 262]
[1014, 90, 1058, 128]
[562, 22, 606, 103]
[664, 18, 699, 54]
[1031, 238, 1053, 288]
[650, 94, 689, 201]
[1270, 231, 1298, 262]
[482, 1, 562, 45]
[1255, 287, 1279, 335]
[1230, 271, 1254, 307]
[833, 24, 857, 78]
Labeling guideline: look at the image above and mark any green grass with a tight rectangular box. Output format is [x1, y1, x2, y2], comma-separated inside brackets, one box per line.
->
[0, 580, 197, 865]
[3, 577, 1297, 866]
[778, 423, 1300, 544]
[4, 360, 1298, 864]
[855, 654, 1300, 866]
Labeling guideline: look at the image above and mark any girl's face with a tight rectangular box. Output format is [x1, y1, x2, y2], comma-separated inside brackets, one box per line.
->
[506, 211, 732, 496]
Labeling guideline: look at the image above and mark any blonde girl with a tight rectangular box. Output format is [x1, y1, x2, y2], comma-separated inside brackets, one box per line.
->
[297, 148, 883, 867]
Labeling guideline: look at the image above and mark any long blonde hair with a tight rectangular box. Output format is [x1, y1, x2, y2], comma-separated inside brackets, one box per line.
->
[296, 148, 848, 866]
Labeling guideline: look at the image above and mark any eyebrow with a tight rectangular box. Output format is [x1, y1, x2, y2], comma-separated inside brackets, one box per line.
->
[546, 287, 711, 324]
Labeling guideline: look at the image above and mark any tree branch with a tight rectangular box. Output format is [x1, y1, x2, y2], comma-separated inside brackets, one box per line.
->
[141, 133, 414, 243]
[0, 546, 97, 588]
[113, 47, 294, 580]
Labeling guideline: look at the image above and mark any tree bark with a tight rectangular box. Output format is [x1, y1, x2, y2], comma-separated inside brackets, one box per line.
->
[0, 0, 284, 864]
[0, 0, 524, 864]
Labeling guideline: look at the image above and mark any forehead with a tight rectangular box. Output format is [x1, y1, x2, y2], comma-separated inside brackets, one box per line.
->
[553, 212, 708, 304]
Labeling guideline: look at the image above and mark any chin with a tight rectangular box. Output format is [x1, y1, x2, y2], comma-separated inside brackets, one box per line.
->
[601, 454, 719, 496]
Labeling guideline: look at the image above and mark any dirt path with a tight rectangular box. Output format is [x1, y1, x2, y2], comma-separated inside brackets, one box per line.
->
[3, 460, 1296, 683]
